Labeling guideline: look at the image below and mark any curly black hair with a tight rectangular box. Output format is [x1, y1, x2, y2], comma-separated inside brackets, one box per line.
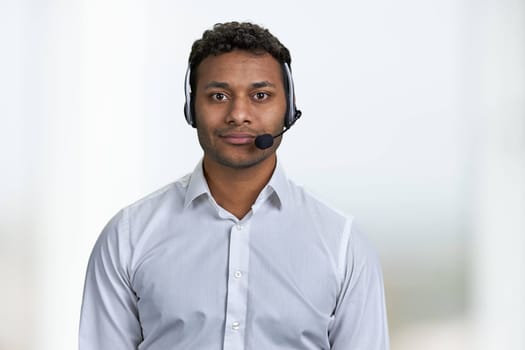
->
[188, 22, 291, 90]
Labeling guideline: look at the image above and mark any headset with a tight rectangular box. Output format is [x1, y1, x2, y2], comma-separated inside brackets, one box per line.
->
[183, 62, 301, 129]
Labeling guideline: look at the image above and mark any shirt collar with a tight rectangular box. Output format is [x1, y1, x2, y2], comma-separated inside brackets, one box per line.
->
[183, 159, 210, 208]
[183, 158, 292, 210]
[263, 160, 291, 209]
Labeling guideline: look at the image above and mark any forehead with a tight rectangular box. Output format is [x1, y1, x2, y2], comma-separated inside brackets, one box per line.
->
[195, 50, 283, 88]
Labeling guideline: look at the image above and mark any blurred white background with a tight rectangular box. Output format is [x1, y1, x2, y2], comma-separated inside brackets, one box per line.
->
[1, 0, 524, 349]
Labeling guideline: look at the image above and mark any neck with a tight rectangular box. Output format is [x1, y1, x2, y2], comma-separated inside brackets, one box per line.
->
[203, 155, 276, 219]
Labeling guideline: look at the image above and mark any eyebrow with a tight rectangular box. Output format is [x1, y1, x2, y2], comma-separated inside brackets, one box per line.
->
[203, 81, 276, 90]
[252, 81, 276, 89]
[204, 81, 230, 89]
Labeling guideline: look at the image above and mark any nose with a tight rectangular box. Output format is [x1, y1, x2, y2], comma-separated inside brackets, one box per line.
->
[225, 96, 251, 125]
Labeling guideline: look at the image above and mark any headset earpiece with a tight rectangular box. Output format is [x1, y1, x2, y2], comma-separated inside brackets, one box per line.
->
[183, 65, 195, 127]
[282, 63, 301, 128]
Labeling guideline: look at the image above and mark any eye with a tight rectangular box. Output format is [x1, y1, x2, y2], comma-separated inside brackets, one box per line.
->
[211, 92, 228, 101]
[253, 92, 270, 101]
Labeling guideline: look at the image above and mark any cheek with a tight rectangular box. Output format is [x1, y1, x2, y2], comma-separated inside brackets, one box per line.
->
[196, 124, 212, 142]
[195, 126, 212, 152]
[194, 103, 225, 129]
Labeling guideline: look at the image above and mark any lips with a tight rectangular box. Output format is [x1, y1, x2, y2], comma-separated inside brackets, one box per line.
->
[219, 132, 256, 145]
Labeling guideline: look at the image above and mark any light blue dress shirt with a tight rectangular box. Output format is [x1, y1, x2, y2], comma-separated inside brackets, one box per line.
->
[79, 161, 389, 349]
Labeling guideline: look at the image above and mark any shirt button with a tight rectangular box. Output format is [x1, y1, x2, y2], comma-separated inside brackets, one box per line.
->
[234, 270, 242, 279]
[236, 224, 243, 230]
[232, 321, 240, 330]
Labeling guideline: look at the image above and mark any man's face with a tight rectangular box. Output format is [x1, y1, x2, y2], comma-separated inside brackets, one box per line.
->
[193, 50, 287, 170]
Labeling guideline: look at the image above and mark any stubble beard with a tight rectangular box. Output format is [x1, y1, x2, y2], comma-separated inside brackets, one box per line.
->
[197, 128, 280, 170]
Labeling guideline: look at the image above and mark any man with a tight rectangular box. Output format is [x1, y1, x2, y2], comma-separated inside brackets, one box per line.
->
[79, 22, 389, 349]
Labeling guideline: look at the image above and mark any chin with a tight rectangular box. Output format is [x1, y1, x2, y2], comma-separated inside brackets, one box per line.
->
[211, 151, 275, 170]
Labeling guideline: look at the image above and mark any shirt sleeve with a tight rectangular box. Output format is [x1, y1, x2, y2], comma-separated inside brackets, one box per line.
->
[328, 219, 390, 350]
[79, 209, 143, 349]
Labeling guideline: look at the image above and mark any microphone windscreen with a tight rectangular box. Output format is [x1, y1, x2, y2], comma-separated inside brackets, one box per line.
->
[254, 134, 274, 150]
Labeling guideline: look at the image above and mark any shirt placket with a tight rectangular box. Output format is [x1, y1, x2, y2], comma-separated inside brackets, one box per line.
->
[222, 220, 251, 350]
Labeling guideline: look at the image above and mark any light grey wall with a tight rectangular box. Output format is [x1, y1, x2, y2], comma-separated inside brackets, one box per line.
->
[1, 0, 523, 349]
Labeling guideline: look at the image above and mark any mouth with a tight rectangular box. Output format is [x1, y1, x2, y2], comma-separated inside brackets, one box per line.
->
[219, 132, 257, 145]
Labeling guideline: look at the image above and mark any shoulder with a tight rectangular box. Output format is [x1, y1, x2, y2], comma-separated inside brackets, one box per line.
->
[282, 178, 355, 258]
[126, 173, 191, 217]
[286, 178, 381, 262]
[94, 173, 192, 249]
[286, 178, 351, 229]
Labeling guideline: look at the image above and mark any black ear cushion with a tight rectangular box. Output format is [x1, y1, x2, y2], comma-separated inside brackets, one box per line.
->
[183, 101, 190, 125]
[184, 99, 196, 127]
